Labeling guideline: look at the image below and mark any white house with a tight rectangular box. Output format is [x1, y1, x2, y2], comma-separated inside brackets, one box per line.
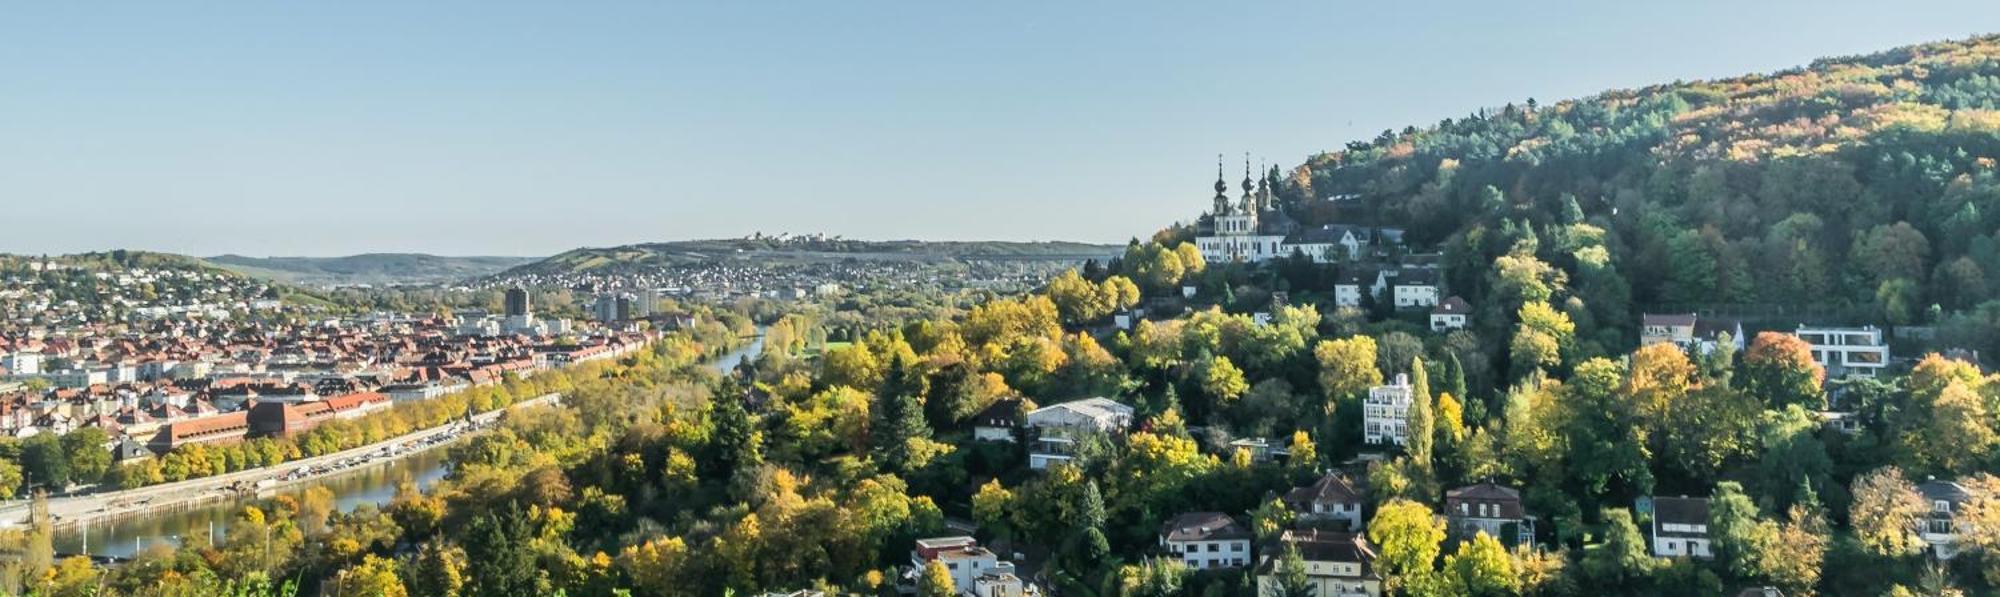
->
[910, 537, 1015, 594]
[1363, 374, 1414, 446]
[1650, 496, 1712, 559]
[1430, 296, 1471, 332]
[1159, 512, 1253, 570]
[1640, 313, 1744, 355]
[1024, 397, 1133, 470]
[1795, 325, 1890, 378]
[1391, 268, 1441, 309]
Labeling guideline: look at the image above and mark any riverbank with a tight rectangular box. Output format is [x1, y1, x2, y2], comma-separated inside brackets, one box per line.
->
[27, 327, 764, 556]
[0, 393, 561, 530]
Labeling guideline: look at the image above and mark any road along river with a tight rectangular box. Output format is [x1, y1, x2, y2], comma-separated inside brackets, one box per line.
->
[49, 331, 765, 559]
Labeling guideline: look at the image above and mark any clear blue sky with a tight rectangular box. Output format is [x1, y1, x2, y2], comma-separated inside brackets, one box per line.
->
[4, 1, 1996, 257]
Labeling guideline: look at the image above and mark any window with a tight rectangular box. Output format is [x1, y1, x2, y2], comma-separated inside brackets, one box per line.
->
[1207, 543, 1218, 552]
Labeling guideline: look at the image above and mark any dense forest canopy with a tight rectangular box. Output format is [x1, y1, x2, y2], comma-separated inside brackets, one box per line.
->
[1257, 34, 2000, 360]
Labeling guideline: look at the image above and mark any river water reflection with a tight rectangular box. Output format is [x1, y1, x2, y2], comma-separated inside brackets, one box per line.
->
[54, 331, 764, 559]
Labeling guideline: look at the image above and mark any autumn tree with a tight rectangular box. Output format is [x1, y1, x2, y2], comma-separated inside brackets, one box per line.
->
[919, 560, 956, 597]
[1850, 466, 1929, 558]
[1368, 499, 1444, 590]
[1510, 301, 1574, 377]
[1315, 336, 1382, 400]
[1199, 355, 1249, 404]
[1740, 332, 1826, 410]
[1442, 532, 1518, 597]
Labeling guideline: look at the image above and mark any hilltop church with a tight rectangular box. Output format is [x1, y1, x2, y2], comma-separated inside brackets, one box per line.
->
[1194, 157, 1404, 264]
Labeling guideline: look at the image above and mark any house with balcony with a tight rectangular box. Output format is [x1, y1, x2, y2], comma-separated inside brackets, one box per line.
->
[1795, 325, 1890, 378]
[1023, 397, 1132, 470]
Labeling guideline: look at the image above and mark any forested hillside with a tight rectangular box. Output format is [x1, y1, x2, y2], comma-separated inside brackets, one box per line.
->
[206, 253, 533, 286]
[508, 238, 1121, 275]
[1264, 34, 2000, 360]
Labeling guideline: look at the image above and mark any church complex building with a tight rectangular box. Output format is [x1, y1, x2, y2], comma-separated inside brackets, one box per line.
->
[1194, 157, 1406, 265]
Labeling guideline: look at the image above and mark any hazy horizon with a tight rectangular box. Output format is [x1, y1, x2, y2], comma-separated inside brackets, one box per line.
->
[7, 1, 1999, 256]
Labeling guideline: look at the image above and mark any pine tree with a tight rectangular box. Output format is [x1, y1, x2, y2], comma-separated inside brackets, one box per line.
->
[705, 380, 762, 480]
[1271, 544, 1314, 597]
[873, 356, 932, 472]
[463, 506, 539, 597]
[1443, 352, 1470, 408]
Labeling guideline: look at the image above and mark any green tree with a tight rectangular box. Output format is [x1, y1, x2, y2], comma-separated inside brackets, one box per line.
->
[19, 434, 70, 490]
[1406, 357, 1435, 465]
[59, 427, 112, 486]
[1581, 508, 1656, 590]
[462, 507, 539, 597]
[1709, 481, 1776, 581]
[872, 358, 933, 474]
[1268, 544, 1314, 597]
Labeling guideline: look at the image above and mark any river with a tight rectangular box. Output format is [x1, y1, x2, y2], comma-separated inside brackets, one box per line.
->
[54, 330, 766, 559]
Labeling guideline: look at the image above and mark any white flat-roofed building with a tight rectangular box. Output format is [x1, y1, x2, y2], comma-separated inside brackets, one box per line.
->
[1795, 325, 1889, 378]
[1024, 397, 1132, 470]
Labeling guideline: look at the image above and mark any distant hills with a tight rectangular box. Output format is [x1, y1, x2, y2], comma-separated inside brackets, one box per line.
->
[500, 238, 1124, 276]
[205, 254, 534, 286]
